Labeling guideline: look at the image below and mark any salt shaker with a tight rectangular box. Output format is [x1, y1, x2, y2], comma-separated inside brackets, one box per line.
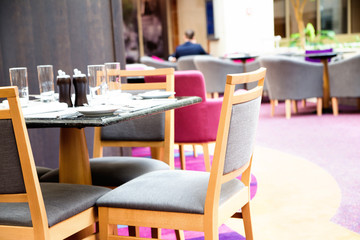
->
[73, 68, 88, 107]
[56, 70, 73, 107]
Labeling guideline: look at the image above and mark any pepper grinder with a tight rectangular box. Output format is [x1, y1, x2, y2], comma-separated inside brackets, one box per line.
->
[73, 68, 88, 107]
[56, 70, 73, 107]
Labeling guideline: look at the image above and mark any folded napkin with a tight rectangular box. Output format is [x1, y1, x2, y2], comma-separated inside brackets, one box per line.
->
[22, 102, 69, 116]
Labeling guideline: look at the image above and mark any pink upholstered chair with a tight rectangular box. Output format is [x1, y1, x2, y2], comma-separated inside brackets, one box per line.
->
[145, 70, 222, 171]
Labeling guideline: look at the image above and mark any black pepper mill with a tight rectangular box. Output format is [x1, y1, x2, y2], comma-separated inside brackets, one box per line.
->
[73, 68, 88, 107]
[56, 70, 73, 107]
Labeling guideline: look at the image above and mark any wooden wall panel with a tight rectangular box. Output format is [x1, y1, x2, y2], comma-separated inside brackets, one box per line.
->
[0, 0, 126, 167]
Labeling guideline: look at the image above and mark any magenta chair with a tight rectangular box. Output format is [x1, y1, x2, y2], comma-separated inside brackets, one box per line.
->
[145, 70, 222, 171]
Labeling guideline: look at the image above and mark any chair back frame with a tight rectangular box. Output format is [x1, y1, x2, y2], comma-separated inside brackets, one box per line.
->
[0, 87, 50, 239]
[204, 68, 266, 225]
[93, 68, 175, 168]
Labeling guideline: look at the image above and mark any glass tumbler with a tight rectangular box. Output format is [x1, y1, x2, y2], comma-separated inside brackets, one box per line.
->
[9, 67, 29, 106]
[37, 65, 55, 102]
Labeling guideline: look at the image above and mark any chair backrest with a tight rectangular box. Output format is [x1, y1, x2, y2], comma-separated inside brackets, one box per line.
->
[93, 68, 175, 168]
[329, 53, 360, 97]
[177, 55, 198, 70]
[145, 70, 220, 142]
[194, 55, 244, 93]
[0, 86, 49, 236]
[140, 56, 177, 70]
[259, 55, 323, 100]
[205, 68, 266, 214]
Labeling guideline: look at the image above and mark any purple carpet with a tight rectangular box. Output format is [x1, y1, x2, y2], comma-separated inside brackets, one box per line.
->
[256, 101, 360, 233]
[117, 225, 245, 240]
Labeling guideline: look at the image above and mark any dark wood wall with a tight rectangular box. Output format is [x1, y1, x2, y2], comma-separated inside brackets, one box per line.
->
[0, 0, 126, 168]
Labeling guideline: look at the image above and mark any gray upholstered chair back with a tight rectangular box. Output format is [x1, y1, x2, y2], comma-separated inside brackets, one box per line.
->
[0, 119, 26, 194]
[194, 55, 244, 93]
[244, 59, 264, 90]
[223, 97, 261, 174]
[177, 55, 198, 70]
[140, 56, 177, 70]
[101, 113, 165, 141]
[329, 54, 360, 97]
[259, 55, 323, 100]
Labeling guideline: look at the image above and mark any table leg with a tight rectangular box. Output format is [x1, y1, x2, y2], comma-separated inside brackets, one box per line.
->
[59, 128, 92, 185]
[321, 59, 330, 109]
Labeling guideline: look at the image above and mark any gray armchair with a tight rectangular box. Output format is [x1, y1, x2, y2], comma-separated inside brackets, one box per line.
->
[140, 56, 177, 70]
[194, 55, 244, 98]
[259, 55, 324, 119]
[328, 54, 360, 115]
[177, 55, 198, 70]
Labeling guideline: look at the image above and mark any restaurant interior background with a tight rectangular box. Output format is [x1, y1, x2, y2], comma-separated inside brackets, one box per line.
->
[0, 0, 359, 169]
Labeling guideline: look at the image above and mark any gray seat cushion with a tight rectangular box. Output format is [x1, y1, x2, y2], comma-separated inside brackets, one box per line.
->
[36, 166, 53, 178]
[40, 157, 170, 187]
[0, 183, 110, 227]
[96, 170, 244, 214]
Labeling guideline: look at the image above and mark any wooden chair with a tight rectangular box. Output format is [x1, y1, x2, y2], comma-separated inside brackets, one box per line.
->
[96, 67, 266, 240]
[0, 86, 110, 240]
[93, 68, 175, 169]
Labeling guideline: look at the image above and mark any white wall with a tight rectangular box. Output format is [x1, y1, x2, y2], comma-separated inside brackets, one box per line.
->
[210, 0, 275, 57]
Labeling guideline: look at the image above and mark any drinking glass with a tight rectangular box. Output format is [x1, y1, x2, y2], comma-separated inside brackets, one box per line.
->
[87, 64, 107, 100]
[37, 65, 55, 102]
[9, 67, 29, 106]
[105, 62, 121, 92]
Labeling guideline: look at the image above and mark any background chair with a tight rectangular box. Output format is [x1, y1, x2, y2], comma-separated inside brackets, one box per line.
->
[259, 55, 323, 119]
[328, 53, 360, 115]
[93, 68, 175, 166]
[0, 86, 111, 240]
[145, 70, 222, 171]
[41, 69, 173, 190]
[96, 68, 266, 240]
[140, 56, 177, 70]
[194, 55, 244, 98]
[176, 55, 198, 70]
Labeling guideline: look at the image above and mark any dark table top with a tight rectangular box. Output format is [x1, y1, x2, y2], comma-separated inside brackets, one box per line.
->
[25, 96, 202, 128]
[226, 53, 258, 61]
[304, 52, 338, 59]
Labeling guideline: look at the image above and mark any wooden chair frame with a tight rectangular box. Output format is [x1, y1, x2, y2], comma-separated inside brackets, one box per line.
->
[93, 68, 175, 169]
[98, 68, 266, 240]
[0, 87, 98, 240]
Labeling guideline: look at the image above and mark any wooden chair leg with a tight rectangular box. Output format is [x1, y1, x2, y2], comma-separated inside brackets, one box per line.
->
[151, 147, 163, 161]
[285, 99, 291, 119]
[331, 97, 338, 116]
[175, 230, 185, 240]
[204, 224, 219, 240]
[270, 100, 276, 117]
[151, 228, 161, 238]
[292, 100, 298, 113]
[99, 208, 109, 240]
[213, 92, 219, 99]
[179, 144, 186, 170]
[193, 145, 198, 157]
[202, 143, 211, 172]
[301, 99, 306, 108]
[206, 93, 212, 99]
[317, 98, 323, 116]
[93, 127, 103, 158]
[242, 202, 254, 240]
[274, 99, 278, 106]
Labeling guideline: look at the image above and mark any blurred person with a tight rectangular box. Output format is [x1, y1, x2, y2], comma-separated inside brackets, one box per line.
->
[169, 29, 207, 62]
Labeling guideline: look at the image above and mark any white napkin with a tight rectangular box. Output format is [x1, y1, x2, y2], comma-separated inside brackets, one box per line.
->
[23, 102, 69, 116]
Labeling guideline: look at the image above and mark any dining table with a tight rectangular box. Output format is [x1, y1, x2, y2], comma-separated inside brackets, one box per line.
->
[24, 96, 201, 185]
